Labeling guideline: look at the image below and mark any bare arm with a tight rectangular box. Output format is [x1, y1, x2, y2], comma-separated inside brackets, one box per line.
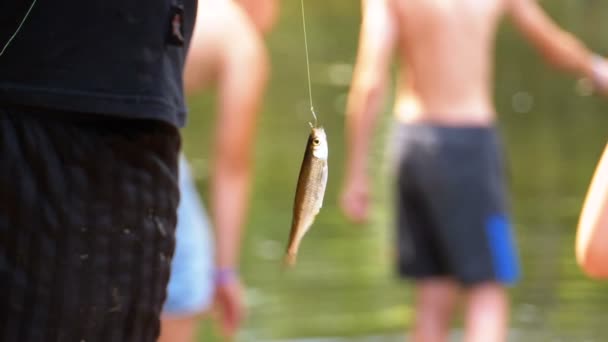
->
[507, 0, 602, 82]
[181, 2, 268, 336]
[576, 143, 608, 278]
[212, 26, 268, 271]
[184, 1, 267, 272]
[209, 15, 268, 336]
[345, 0, 397, 178]
[341, 0, 397, 222]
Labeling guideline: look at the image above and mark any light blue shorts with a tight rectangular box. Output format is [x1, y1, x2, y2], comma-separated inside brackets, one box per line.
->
[163, 155, 215, 316]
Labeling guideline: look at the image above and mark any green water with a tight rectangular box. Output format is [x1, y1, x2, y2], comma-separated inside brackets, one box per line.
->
[183, 1, 608, 340]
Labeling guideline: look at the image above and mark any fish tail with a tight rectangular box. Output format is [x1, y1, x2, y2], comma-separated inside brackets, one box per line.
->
[282, 251, 298, 269]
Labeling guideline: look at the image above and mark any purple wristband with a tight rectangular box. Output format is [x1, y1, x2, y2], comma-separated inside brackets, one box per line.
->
[215, 268, 238, 285]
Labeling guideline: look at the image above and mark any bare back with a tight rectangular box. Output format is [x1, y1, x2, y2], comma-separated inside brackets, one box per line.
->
[392, 0, 506, 124]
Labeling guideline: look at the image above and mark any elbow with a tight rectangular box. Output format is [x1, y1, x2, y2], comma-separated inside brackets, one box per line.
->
[540, 50, 573, 73]
[213, 156, 252, 188]
[215, 144, 253, 177]
[347, 81, 384, 114]
[362, 82, 384, 103]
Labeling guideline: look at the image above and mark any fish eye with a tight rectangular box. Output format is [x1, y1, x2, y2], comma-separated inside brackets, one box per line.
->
[313, 138, 320, 145]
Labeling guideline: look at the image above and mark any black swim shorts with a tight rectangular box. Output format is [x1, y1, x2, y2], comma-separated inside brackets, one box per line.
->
[0, 105, 180, 341]
[394, 123, 520, 286]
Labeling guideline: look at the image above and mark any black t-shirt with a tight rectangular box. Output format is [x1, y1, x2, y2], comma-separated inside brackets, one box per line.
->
[0, 0, 197, 127]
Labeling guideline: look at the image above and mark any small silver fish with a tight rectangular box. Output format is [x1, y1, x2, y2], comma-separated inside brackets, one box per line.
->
[284, 126, 329, 267]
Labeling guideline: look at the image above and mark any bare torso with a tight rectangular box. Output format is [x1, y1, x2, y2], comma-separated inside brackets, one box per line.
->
[391, 0, 507, 125]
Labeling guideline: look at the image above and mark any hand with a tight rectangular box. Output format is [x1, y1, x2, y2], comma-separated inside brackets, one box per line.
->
[213, 271, 245, 339]
[340, 174, 371, 223]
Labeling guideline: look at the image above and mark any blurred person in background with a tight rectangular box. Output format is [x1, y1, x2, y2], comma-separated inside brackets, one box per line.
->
[341, 0, 608, 341]
[159, 0, 278, 341]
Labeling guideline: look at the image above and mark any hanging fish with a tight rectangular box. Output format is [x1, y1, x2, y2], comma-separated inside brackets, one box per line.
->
[284, 126, 329, 267]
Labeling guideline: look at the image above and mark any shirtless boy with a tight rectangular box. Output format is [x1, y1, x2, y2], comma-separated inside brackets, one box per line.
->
[341, 1, 608, 341]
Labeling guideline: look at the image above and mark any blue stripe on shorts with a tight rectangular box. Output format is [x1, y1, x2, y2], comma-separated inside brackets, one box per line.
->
[486, 214, 520, 285]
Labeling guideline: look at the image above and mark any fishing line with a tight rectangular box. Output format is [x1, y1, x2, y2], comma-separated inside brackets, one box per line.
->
[300, 0, 318, 127]
[0, 0, 38, 57]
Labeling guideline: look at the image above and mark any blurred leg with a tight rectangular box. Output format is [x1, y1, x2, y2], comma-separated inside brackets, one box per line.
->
[463, 282, 508, 342]
[412, 278, 459, 342]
